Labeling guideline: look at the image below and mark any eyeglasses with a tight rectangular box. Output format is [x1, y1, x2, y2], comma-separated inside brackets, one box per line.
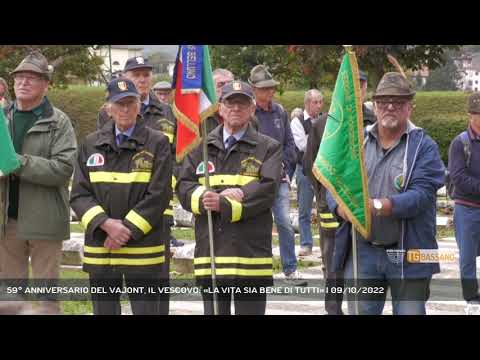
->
[216, 81, 228, 88]
[375, 100, 409, 111]
[223, 98, 252, 110]
[13, 74, 44, 84]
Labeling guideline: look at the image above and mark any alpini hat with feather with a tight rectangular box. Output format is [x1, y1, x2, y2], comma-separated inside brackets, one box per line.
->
[373, 55, 415, 100]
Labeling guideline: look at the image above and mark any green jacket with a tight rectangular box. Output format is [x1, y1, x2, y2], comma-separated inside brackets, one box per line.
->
[1, 99, 77, 241]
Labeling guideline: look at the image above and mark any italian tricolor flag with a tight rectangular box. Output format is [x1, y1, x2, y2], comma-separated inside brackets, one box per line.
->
[172, 45, 218, 162]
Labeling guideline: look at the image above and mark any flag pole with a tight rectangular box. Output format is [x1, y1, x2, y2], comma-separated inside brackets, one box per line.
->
[201, 114, 219, 316]
[351, 226, 359, 315]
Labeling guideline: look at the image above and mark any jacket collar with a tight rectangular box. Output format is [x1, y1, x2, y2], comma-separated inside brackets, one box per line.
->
[7, 97, 54, 122]
[95, 116, 148, 149]
[207, 121, 259, 151]
[143, 91, 165, 115]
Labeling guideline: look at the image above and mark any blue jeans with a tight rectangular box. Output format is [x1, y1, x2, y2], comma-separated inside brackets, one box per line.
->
[295, 164, 314, 248]
[454, 204, 480, 301]
[344, 239, 430, 315]
[272, 182, 297, 274]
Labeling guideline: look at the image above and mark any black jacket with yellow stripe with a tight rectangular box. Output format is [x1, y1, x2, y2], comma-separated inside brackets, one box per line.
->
[97, 92, 177, 221]
[177, 123, 282, 286]
[70, 120, 172, 275]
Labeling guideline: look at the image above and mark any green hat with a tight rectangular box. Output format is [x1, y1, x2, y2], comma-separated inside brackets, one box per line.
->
[11, 51, 53, 80]
[468, 92, 480, 114]
[372, 72, 415, 99]
[248, 65, 279, 88]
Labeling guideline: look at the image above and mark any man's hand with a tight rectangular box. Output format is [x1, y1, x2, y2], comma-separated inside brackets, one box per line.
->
[202, 191, 221, 212]
[220, 188, 245, 202]
[104, 236, 122, 250]
[100, 219, 131, 246]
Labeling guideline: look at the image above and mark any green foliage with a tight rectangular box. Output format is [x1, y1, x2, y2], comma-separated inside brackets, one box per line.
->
[0, 45, 104, 90]
[424, 53, 461, 91]
[48, 85, 106, 142]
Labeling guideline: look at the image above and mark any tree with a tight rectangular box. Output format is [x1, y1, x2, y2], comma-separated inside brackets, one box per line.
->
[210, 45, 300, 90]
[423, 53, 462, 91]
[211, 45, 462, 91]
[0, 45, 104, 89]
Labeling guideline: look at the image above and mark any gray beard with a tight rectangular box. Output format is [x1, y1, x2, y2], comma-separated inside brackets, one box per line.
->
[381, 118, 400, 129]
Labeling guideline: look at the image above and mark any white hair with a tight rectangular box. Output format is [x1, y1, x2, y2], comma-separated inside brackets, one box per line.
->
[304, 89, 323, 105]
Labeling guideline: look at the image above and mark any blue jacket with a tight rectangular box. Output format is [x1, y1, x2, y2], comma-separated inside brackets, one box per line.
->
[327, 125, 445, 278]
[255, 102, 297, 179]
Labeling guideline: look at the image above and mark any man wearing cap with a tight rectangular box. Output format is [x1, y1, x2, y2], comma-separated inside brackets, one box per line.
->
[153, 81, 173, 105]
[71, 78, 172, 315]
[98, 56, 182, 248]
[248, 65, 300, 283]
[449, 92, 480, 305]
[326, 71, 445, 315]
[302, 71, 377, 315]
[176, 81, 282, 315]
[0, 51, 77, 314]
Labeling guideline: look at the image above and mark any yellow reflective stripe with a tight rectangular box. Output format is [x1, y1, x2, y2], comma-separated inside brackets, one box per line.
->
[320, 213, 334, 219]
[169, 200, 175, 206]
[84, 245, 165, 254]
[224, 197, 242, 222]
[163, 209, 174, 216]
[89, 171, 151, 184]
[191, 186, 207, 215]
[195, 268, 273, 276]
[81, 206, 105, 229]
[125, 210, 152, 234]
[172, 176, 177, 190]
[194, 257, 273, 265]
[83, 256, 165, 266]
[320, 221, 339, 229]
[164, 132, 174, 144]
[199, 174, 257, 187]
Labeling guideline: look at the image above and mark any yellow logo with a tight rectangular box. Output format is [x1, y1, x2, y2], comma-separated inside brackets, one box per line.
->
[132, 151, 154, 172]
[118, 81, 128, 91]
[407, 249, 456, 263]
[240, 157, 262, 177]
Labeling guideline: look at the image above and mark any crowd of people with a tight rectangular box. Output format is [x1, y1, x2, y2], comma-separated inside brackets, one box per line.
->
[1, 49, 479, 315]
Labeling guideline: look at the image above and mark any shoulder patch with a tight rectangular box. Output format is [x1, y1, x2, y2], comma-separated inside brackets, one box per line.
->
[87, 153, 105, 167]
[196, 161, 215, 175]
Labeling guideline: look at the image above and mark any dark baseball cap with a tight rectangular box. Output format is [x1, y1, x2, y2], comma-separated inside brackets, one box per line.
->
[107, 78, 140, 103]
[123, 56, 153, 72]
[221, 81, 254, 101]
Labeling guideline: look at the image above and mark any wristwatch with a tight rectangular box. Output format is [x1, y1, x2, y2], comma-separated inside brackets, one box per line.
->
[373, 199, 383, 217]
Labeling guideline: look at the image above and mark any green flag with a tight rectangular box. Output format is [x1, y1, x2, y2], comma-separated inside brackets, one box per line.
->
[313, 50, 371, 238]
[0, 110, 20, 176]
